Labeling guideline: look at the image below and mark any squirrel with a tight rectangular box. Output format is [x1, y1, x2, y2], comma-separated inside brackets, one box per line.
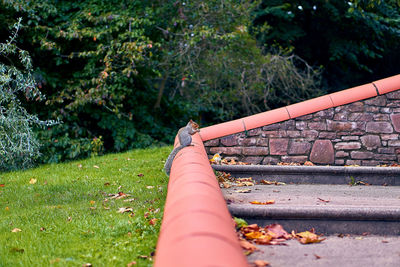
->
[164, 120, 200, 176]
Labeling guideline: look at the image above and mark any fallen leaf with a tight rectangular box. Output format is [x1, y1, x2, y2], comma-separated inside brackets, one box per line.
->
[40, 227, 46, 231]
[304, 161, 314, 166]
[137, 173, 144, 177]
[222, 182, 232, 188]
[5, 207, 9, 211]
[149, 218, 158, 225]
[82, 263, 92, 267]
[250, 200, 275, 205]
[93, 165, 99, 169]
[293, 230, 325, 244]
[146, 186, 154, 189]
[254, 260, 270, 267]
[123, 198, 136, 202]
[235, 189, 252, 193]
[239, 239, 258, 253]
[78, 164, 82, 168]
[382, 240, 389, 243]
[314, 254, 321, 259]
[118, 207, 134, 213]
[10, 247, 24, 253]
[29, 178, 37, 184]
[50, 258, 60, 264]
[317, 198, 330, 203]
[90, 200, 96, 205]
[260, 180, 285, 185]
[127, 261, 137, 266]
[0, 184, 4, 187]
[265, 224, 291, 239]
[11, 228, 22, 233]
[104, 182, 110, 186]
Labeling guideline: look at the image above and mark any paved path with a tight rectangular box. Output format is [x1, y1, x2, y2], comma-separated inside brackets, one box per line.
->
[247, 235, 400, 267]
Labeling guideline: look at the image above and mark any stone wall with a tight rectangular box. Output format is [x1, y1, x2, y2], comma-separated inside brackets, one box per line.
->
[204, 90, 400, 166]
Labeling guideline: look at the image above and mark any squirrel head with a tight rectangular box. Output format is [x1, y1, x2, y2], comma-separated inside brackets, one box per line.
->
[188, 119, 200, 132]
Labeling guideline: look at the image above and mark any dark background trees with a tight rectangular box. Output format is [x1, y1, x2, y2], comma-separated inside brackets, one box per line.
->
[1, 0, 399, 167]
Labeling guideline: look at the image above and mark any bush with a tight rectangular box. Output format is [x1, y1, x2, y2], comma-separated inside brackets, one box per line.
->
[0, 18, 56, 171]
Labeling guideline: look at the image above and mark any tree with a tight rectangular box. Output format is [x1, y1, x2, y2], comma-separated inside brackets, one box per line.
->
[253, 0, 400, 90]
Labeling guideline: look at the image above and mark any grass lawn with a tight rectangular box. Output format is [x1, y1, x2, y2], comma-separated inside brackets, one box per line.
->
[0, 146, 171, 267]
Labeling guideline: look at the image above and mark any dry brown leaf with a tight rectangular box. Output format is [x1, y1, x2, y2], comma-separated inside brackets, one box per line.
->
[222, 182, 232, 188]
[0, 184, 5, 187]
[118, 207, 134, 213]
[293, 230, 325, 244]
[317, 198, 330, 203]
[11, 228, 22, 233]
[235, 189, 252, 193]
[250, 200, 275, 205]
[29, 178, 37, 184]
[239, 239, 258, 253]
[149, 218, 158, 225]
[127, 261, 137, 266]
[93, 165, 100, 169]
[304, 161, 314, 166]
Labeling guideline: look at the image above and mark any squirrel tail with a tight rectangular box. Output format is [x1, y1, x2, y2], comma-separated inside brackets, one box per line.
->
[164, 145, 185, 176]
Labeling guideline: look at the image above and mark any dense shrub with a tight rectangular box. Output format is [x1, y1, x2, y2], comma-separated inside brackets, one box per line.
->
[0, 19, 57, 171]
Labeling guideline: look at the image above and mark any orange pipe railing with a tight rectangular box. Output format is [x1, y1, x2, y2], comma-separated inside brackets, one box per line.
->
[154, 134, 248, 267]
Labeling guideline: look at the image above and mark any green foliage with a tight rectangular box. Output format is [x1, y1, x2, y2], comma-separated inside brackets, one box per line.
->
[253, 0, 400, 89]
[0, 18, 56, 171]
[154, 0, 321, 120]
[0, 0, 323, 164]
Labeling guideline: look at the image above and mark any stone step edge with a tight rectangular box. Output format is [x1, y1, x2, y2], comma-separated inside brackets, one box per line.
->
[228, 204, 400, 221]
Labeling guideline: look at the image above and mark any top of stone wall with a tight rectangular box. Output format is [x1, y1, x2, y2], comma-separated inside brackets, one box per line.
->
[199, 74, 400, 141]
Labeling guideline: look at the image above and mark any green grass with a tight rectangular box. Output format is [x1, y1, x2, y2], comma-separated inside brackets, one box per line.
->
[0, 146, 172, 267]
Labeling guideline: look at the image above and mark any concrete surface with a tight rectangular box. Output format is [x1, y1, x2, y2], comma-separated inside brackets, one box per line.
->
[213, 165, 400, 185]
[223, 184, 400, 235]
[247, 235, 400, 267]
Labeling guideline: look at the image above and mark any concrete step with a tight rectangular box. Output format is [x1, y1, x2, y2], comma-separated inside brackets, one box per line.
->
[213, 165, 400, 185]
[222, 184, 400, 235]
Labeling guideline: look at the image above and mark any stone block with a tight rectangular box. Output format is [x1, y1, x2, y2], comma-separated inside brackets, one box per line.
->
[365, 95, 386, 106]
[295, 121, 307, 130]
[386, 90, 400, 99]
[380, 107, 391, 114]
[365, 106, 380, 112]
[319, 132, 336, 139]
[373, 114, 389, 121]
[327, 120, 357, 131]
[335, 159, 345, 165]
[269, 139, 289, 155]
[348, 113, 373, 122]
[360, 135, 381, 149]
[221, 135, 239, 146]
[239, 138, 257, 146]
[336, 151, 349, 158]
[247, 128, 262, 136]
[381, 134, 399, 140]
[390, 114, 400, 132]
[341, 136, 359, 141]
[204, 139, 220, 146]
[313, 109, 334, 119]
[263, 130, 287, 138]
[388, 140, 400, 147]
[334, 142, 362, 150]
[262, 157, 279, 165]
[334, 112, 348, 121]
[256, 138, 269, 146]
[350, 151, 373, 159]
[375, 154, 397, 160]
[210, 147, 241, 155]
[262, 124, 281, 130]
[361, 160, 381, 166]
[287, 131, 301, 138]
[242, 147, 269, 156]
[366, 122, 393, 133]
[243, 157, 263, 165]
[301, 130, 319, 139]
[310, 140, 334, 164]
[346, 160, 361, 165]
[378, 148, 395, 154]
[347, 102, 364, 112]
[387, 100, 400, 107]
[288, 141, 311, 155]
[308, 122, 327, 131]
[281, 156, 308, 164]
